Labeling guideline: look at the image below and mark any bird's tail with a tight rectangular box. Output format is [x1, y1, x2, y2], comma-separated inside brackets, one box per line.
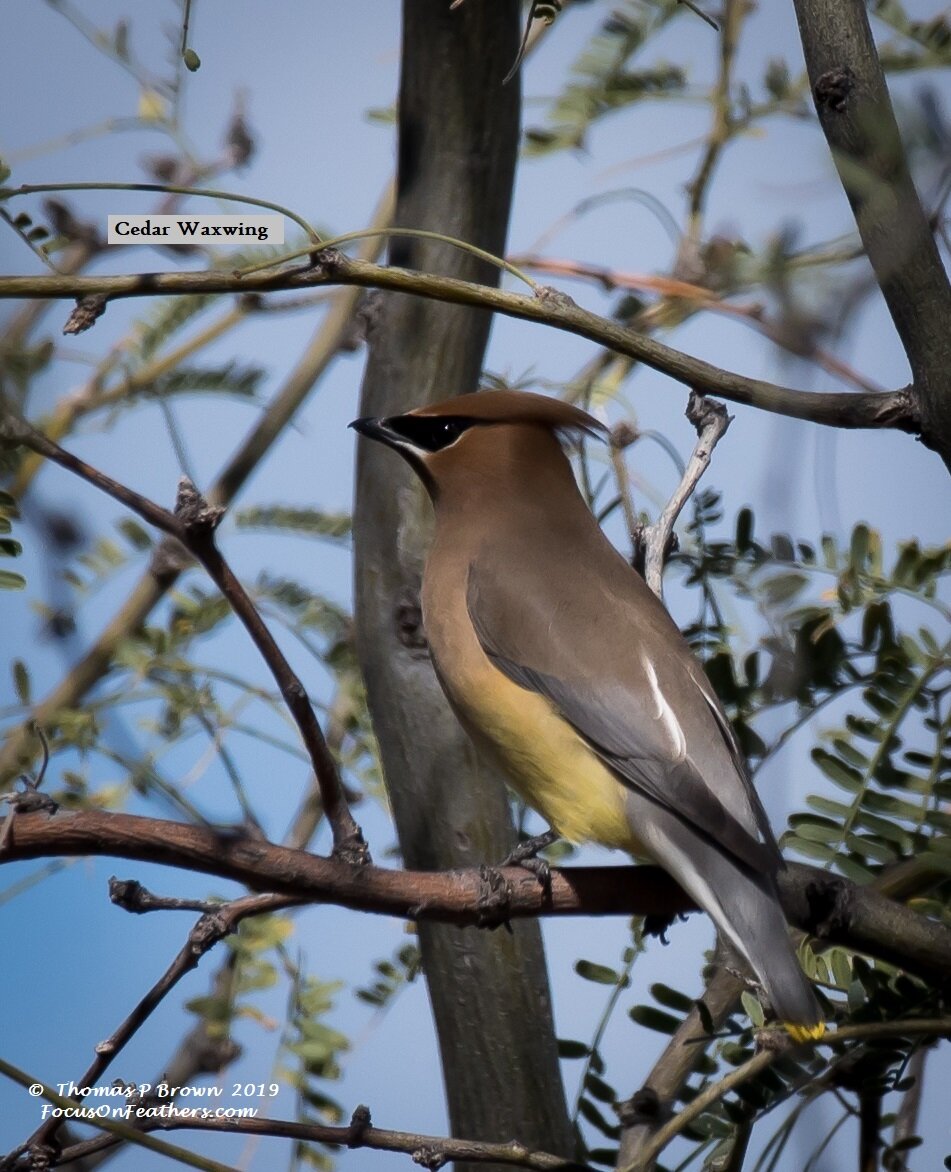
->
[626, 794, 824, 1041]
[708, 867, 825, 1041]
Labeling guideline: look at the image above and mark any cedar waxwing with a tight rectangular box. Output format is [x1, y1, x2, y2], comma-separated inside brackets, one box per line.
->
[351, 389, 824, 1041]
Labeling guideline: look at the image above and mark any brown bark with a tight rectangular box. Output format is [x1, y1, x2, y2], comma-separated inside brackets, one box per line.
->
[351, 2, 574, 1166]
[793, 0, 951, 468]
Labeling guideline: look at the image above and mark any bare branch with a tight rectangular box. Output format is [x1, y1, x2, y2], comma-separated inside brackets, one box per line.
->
[0, 254, 920, 438]
[793, 0, 951, 468]
[643, 393, 731, 599]
[4, 809, 951, 983]
[53, 1105, 594, 1172]
[510, 254, 886, 394]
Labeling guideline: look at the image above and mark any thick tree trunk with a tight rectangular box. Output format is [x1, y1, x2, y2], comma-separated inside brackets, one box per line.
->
[794, 0, 951, 470]
[352, 3, 574, 1167]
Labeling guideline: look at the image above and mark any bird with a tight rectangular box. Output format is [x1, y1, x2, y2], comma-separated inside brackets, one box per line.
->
[351, 388, 824, 1042]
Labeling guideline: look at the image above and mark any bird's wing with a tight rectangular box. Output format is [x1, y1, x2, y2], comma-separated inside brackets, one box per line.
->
[466, 563, 781, 877]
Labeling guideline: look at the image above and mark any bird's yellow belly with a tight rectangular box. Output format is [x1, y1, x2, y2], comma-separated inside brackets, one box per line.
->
[436, 646, 640, 854]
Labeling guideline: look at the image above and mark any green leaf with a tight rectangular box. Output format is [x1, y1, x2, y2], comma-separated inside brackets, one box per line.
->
[847, 978, 866, 1012]
[649, 983, 694, 1013]
[886, 1136, 923, 1154]
[782, 834, 834, 862]
[629, 1005, 681, 1033]
[11, 659, 30, 705]
[787, 815, 843, 844]
[117, 517, 153, 551]
[578, 1096, 620, 1138]
[735, 507, 753, 553]
[762, 571, 808, 605]
[719, 1041, 753, 1066]
[831, 737, 870, 770]
[850, 522, 871, 570]
[828, 949, 853, 988]
[584, 1072, 616, 1103]
[854, 809, 912, 845]
[236, 506, 352, 542]
[820, 533, 838, 568]
[835, 855, 876, 884]
[0, 569, 26, 590]
[557, 1038, 591, 1059]
[812, 748, 863, 791]
[289, 1038, 344, 1065]
[915, 850, 951, 876]
[740, 991, 765, 1027]
[576, 960, 622, 985]
[806, 795, 852, 819]
[845, 833, 896, 863]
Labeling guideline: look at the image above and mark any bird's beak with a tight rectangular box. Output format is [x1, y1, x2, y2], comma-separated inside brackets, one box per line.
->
[349, 416, 399, 447]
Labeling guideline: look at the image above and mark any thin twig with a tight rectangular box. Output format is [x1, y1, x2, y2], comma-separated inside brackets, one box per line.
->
[511, 254, 884, 393]
[685, 0, 743, 229]
[52, 1103, 595, 1171]
[643, 393, 731, 599]
[888, 1045, 928, 1170]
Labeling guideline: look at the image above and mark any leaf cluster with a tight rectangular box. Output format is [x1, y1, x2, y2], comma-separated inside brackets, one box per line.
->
[524, 0, 686, 156]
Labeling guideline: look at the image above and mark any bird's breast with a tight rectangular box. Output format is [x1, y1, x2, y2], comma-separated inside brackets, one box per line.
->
[422, 580, 640, 854]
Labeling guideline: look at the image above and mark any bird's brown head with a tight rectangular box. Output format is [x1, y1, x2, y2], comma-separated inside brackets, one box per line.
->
[350, 389, 606, 502]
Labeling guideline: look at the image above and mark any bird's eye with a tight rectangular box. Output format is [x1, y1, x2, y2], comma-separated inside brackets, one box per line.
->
[385, 415, 475, 452]
[436, 419, 466, 446]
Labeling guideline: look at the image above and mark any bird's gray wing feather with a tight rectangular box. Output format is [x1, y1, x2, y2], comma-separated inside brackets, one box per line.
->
[466, 567, 781, 877]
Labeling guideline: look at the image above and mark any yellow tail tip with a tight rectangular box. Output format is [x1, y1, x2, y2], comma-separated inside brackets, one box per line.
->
[783, 1020, 826, 1043]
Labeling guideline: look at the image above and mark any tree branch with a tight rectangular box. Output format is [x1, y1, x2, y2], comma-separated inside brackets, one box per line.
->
[643, 393, 731, 599]
[793, 0, 951, 468]
[51, 1106, 594, 1172]
[4, 809, 951, 984]
[0, 254, 920, 438]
